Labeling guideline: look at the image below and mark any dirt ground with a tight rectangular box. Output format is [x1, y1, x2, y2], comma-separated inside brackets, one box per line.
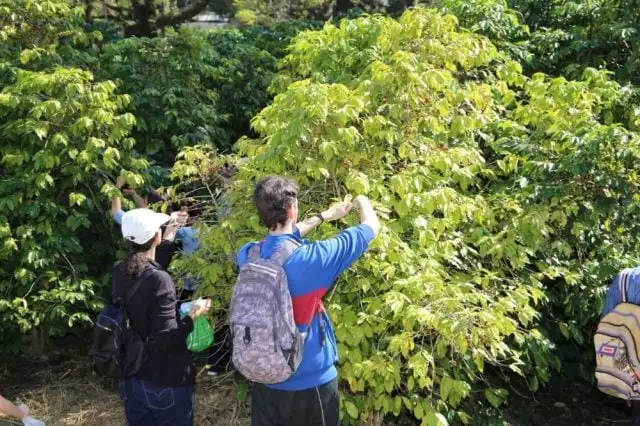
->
[499, 380, 631, 426]
[0, 351, 635, 426]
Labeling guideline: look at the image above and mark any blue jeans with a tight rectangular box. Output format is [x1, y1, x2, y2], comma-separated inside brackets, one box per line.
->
[120, 378, 194, 426]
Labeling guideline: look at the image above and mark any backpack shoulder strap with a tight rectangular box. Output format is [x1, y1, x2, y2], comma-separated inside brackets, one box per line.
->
[270, 239, 301, 266]
[620, 268, 633, 304]
[247, 243, 261, 263]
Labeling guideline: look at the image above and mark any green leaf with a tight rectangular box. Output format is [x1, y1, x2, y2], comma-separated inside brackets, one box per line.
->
[440, 377, 453, 403]
[235, 382, 249, 402]
[434, 413, 449, 426]
[344, 401, 358, 419]
[69, 193, 87, 206]
[485, 388, 509, 409]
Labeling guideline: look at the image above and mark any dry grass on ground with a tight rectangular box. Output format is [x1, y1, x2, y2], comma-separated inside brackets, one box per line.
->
[1, 351, 634, 426]
[0, 357, 250, 426]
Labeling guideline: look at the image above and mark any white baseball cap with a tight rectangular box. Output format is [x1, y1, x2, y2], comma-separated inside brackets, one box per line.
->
[121, 208, 170, 245]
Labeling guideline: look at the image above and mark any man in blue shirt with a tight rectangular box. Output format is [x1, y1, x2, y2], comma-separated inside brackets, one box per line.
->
[237, 176, 380, 426]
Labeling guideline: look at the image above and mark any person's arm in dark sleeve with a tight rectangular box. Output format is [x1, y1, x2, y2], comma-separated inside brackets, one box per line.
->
[148, 271, 193, 352]
[155, 240, 175, 270]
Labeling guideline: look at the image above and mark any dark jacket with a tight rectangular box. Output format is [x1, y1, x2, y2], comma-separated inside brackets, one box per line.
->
[112, 259, 195, 387]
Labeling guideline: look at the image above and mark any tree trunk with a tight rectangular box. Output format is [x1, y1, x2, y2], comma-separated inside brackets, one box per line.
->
[334, 0, 354, 16]
[84, 0, 94, 22]
[123, 0, 211, 37]
[28, 327, 50, 358]
[126, 0, 155, 37]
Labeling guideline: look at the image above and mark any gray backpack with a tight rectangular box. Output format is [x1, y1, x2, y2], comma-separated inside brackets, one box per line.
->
[230, 239, 306, 384]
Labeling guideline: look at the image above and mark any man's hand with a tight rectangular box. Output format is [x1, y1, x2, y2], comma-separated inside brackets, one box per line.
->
[297, 200, 353, 237]
[321, 201, 353, 222]
[352, 195, 369, 210]
[189, 298, 211, 319]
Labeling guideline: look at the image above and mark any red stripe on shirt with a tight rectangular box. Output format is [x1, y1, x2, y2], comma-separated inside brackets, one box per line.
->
[292, 288, 327, 325]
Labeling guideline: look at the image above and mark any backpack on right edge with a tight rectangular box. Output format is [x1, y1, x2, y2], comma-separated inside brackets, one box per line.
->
[230, 239, 306, 384]
[595, 268, 640, 400]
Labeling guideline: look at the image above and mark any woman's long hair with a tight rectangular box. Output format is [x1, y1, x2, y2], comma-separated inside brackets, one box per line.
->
[122, 235, 156, 279]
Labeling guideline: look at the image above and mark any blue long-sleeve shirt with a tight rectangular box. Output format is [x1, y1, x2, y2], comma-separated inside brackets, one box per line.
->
[237, 224, 375, 391]
[602, 268, 640, 316]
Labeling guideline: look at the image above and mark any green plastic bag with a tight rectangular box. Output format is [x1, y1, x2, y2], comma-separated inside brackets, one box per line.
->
[186, 315, 214, 352]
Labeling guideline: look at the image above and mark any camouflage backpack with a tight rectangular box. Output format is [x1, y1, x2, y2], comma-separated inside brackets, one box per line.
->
[230, 239, 306, 384]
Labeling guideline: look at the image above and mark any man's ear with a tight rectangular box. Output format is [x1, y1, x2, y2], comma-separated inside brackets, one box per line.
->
[287, 200, 298, 221]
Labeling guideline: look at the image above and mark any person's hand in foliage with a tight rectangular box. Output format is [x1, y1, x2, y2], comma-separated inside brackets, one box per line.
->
[189, 298, 211, 319]
[323, 201, 353, 221]
[296, 200, 353, 237]
[117, 176, 144, 204]
[162, 217, 181, 242]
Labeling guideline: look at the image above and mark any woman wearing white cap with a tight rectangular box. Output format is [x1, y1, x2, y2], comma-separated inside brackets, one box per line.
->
[113, 209, 210, 426]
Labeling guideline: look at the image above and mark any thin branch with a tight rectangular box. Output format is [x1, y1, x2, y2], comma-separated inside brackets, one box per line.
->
[155, 0, 211, 29]
[104, 2, 128, 14]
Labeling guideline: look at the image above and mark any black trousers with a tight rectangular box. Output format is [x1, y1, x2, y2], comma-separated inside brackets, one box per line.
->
[633, 400, 640, 426]
[251, 378, 339, 426]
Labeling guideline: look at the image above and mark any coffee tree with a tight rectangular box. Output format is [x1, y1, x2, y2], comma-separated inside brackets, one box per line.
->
[0, 0, 145, 353]
[176, 8, 640, 424]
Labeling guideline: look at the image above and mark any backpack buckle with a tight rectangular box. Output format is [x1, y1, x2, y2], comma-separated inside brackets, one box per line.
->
[243, 326, 251, 345]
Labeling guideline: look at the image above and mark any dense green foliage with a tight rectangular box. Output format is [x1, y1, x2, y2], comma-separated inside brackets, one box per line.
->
[232, 0, 418, 25]
[176, 8, 640, 424]
[0, 0, 145, 351]
[92, 21, 320, 168]
[0, 0, 313, 351]
[512, 0, 640, 84]
[4, 0, 640, 424]
[436, 0, 640, 86]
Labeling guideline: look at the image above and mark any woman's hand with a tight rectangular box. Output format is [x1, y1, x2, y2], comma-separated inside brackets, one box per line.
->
[189, 298, 211, 319]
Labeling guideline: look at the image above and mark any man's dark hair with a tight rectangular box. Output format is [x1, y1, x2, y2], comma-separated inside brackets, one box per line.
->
[253, 176, 299, 230]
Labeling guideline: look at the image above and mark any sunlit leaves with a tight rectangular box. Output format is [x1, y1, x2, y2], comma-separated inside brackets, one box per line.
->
[176, 7, 640, 425]
[0, 15, 144, 350]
